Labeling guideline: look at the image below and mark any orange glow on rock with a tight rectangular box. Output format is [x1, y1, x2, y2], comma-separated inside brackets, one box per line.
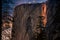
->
[41, 4, 47, 27]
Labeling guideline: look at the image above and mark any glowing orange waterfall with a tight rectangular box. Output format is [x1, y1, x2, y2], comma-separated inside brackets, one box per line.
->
[41, 3, 47, 27]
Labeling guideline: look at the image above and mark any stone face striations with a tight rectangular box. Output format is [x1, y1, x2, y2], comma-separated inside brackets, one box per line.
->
[11, 3, 47, 40]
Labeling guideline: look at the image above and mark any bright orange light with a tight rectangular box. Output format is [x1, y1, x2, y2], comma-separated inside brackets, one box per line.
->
[41, 4, 47, 27]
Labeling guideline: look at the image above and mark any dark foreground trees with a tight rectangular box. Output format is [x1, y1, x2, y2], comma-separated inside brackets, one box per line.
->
[46, 0, 60, 40]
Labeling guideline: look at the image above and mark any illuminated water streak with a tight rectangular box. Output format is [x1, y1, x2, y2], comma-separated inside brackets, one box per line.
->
[41, 3, 47, 27]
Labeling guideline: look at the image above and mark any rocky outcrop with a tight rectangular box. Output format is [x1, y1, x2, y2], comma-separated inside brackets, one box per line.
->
[2, 28, 12, 40]
[11, 3, 47, 40]
[2, 14, 13, 40]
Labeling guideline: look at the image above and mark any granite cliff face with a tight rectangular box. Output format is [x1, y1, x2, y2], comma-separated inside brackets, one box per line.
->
[11, 3, 47, 40]
[1, 0, 60, 40]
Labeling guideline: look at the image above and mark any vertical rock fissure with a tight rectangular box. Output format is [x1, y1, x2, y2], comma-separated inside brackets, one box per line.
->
[25, 16, 33, 40]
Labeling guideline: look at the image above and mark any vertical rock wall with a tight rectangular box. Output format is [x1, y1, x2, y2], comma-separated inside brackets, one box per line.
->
[11, 3, 47, 40]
